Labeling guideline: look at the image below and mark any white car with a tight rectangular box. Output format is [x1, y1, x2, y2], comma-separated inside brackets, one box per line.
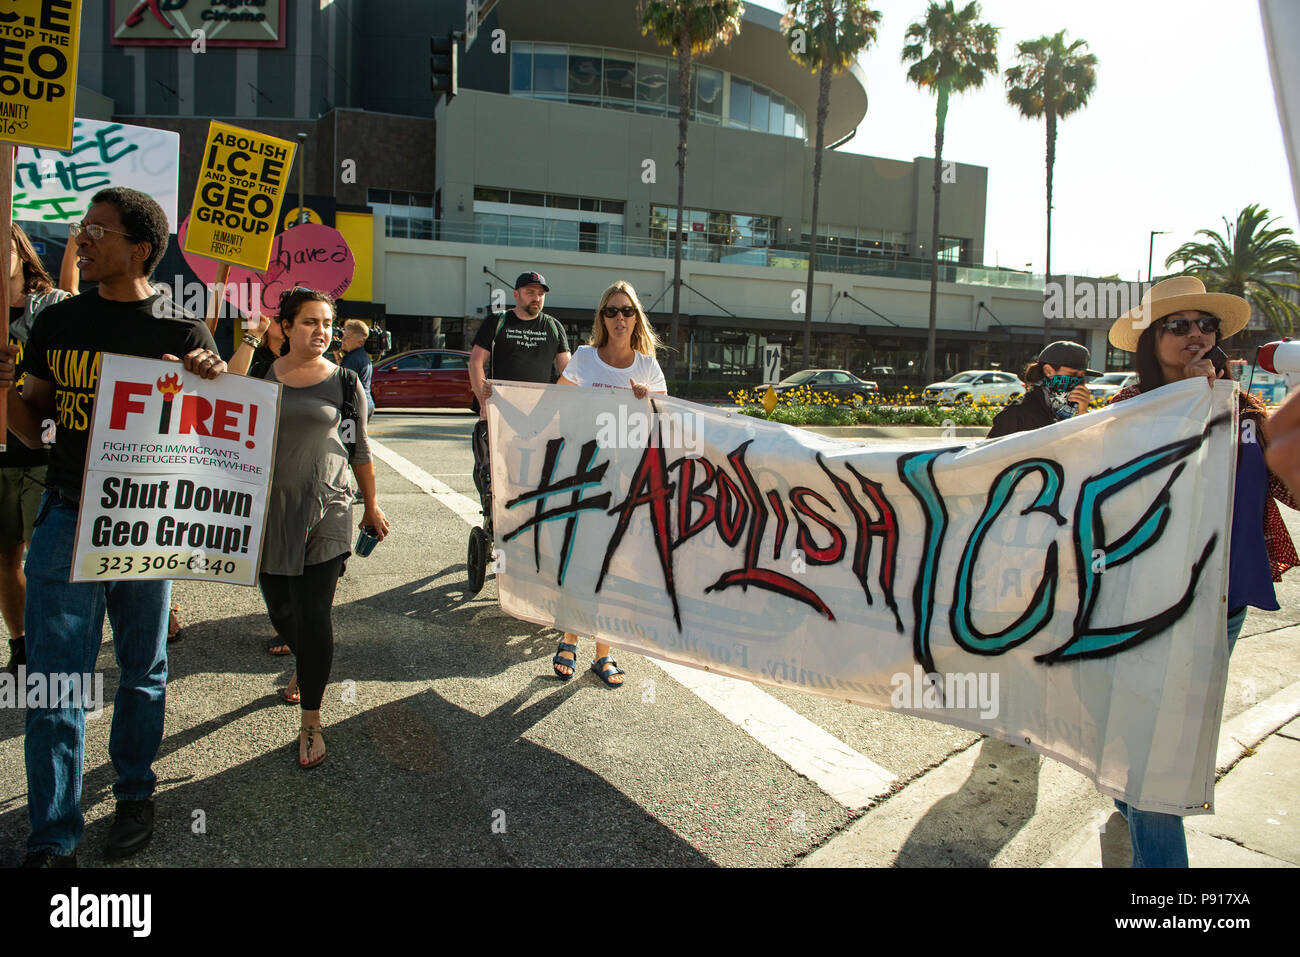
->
[921, 370, 1024, 405]
[1087, 371, 1138, 403]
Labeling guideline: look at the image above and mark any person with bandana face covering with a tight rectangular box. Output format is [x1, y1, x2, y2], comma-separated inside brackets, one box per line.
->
[986, 341, 1099, 438]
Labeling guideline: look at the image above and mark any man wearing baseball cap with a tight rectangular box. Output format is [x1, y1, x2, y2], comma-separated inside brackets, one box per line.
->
[987, 340, 1100, 438]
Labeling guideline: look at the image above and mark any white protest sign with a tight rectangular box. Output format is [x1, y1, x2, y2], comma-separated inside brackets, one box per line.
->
[489, 379, 1238, 815]
[72, 355, 280, 586]
[13, 118, 181, 230]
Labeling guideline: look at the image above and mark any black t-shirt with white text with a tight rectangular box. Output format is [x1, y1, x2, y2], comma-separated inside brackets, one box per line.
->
[3, 304, 45, 468]
[472, 311, 570, 385]
[23, 290, 217, 495]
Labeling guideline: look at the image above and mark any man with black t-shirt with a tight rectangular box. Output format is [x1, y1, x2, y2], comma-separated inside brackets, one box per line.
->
[467, 271, 571, 524]
[0, 188, 227, 867]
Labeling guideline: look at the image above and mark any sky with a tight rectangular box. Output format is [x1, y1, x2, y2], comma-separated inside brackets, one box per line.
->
[751, 0, 1298, 281]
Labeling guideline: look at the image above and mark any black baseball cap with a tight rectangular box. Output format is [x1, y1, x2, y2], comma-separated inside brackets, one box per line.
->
[1036, 341, 1100, 377]
[514, 271, 549, 291]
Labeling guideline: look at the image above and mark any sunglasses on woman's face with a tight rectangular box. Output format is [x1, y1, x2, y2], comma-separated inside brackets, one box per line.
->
[602, 305, 636, 318]
[1159, 316, 1220, 336]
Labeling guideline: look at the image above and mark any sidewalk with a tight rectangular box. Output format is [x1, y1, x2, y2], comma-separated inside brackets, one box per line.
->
[799, 651, 1300, 868]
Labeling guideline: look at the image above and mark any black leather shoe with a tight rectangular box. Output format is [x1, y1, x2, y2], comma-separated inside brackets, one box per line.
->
[22, 850, 77, 868]
[104, 799, 154, 859]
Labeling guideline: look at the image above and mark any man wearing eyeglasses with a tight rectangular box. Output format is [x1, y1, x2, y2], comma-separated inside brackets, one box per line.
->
[0, 187, 226, 867]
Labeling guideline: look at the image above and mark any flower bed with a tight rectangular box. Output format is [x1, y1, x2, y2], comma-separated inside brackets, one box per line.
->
[728, 385, 1000, 427]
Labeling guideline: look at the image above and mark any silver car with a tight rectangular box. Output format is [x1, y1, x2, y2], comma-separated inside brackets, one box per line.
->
[921, 370, 1024, 405]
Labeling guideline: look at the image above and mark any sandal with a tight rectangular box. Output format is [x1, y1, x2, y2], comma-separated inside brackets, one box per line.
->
[167, 607, 182, 644]
[299, 726, 325, 769]
[267, 635, 291, 656]
[280, 672, 300, 705]
[591, 656, 625, 688]
[552, 640, 578, 680]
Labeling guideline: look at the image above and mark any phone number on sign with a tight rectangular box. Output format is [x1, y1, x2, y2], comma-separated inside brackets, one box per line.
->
[92, 553, 240, 578]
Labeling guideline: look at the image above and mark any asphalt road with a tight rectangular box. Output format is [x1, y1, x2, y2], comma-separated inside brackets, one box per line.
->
[1, 408, 1297, 868]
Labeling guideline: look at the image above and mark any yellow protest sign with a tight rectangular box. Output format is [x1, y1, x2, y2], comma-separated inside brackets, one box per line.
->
[183, 121, 296, 271]
[0, 0, 82, 150]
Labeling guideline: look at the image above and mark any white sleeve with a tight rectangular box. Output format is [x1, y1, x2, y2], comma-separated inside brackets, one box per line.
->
[560, 347, 589, 386]
[644, 354, 667, 393]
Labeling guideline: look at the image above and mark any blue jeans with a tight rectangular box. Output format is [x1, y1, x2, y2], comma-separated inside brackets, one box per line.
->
[23, 493, 171, 855]
[1115, 606, 1248, 868]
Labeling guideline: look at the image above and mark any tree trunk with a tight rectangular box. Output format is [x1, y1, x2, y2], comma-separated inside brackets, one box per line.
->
[925, 83, 948, 386]
[804, 2, 835, 371]
[1043, 107, 1056, 346]
[669, 26, 691, 382]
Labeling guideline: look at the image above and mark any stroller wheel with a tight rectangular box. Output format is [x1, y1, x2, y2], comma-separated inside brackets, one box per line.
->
[467, 525, 491, 595]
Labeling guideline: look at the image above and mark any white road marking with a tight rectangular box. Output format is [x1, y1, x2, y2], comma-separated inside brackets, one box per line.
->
[370, 436, 896, 809]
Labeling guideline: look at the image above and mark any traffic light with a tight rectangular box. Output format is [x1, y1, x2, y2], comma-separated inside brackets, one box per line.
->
[430, 34, 458, 101]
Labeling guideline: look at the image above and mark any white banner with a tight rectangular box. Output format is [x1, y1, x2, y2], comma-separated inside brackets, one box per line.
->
[72, 355, 280, 587]
[489, 379, 1239, 815]
[14, 118, 181, 230]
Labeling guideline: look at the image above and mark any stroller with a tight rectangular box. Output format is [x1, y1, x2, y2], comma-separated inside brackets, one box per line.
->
[467, 419, 493, 594]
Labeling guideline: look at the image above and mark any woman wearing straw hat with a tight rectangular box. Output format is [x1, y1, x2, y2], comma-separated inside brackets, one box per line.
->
[1107, 276, 1298, 867]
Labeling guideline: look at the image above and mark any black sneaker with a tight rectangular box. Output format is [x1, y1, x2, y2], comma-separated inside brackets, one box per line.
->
[3, 637, 24, 677]
[104, 799, 155, 859]
[22, 850, 77, 868]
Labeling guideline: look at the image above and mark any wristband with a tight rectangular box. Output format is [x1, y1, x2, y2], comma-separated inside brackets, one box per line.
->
[242, 333, 262, 348]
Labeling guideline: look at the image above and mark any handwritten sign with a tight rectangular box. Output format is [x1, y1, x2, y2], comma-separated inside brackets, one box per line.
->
[14, 118, 180, 228]
[178, 218, 354, 316]
[183, 121, 296, 271]
[489, 379, 1239, 815]
[72, 354, 280, 587]
[0, 0, 82, 150]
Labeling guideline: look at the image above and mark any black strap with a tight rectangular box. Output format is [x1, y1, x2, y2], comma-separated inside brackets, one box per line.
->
[338, 367, 360, 460]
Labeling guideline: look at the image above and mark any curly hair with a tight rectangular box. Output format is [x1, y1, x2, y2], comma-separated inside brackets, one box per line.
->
[90, 187, 170, 277]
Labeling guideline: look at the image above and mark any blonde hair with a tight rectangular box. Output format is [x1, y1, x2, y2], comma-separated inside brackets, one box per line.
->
[591, 281, 662, 356]
[343, 319, 369, 338]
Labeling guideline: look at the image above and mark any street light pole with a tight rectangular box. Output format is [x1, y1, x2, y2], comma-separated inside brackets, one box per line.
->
[1148, 230, 1169, 283]
[295, 132, 309, 226]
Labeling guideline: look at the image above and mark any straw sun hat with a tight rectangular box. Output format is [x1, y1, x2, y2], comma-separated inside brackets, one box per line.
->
[1107, 276, 1251, 352]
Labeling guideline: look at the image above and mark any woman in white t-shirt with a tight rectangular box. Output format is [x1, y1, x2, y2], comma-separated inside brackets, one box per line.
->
[552, 280, 666, 687]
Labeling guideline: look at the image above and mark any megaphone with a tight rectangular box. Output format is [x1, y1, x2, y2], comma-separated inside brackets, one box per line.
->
[1258, 339, 1300, 387]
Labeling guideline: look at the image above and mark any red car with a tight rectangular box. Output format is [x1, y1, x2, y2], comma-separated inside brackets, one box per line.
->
[371, 349, 474, 409]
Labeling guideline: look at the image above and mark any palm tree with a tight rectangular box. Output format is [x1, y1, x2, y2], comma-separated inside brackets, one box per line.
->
[1166, 204, 1300, 336]
[783, 0, 882, 370]
[1004, 29, 1097, 345]
[638, 0, 745, 380]
[902, 1, 998, 385]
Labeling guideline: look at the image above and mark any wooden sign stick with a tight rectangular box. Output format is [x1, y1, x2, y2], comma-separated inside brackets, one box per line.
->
[206, 261, 230, 334]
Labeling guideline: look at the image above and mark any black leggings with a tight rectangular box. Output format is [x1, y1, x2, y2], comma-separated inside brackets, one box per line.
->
[258, 554, 346, 711]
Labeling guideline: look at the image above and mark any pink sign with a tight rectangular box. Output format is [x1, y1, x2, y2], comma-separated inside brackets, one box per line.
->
[179, 218, 355, 316]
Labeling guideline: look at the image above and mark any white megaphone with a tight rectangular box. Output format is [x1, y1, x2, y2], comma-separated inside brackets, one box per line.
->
[1257, 339, 1300, 388]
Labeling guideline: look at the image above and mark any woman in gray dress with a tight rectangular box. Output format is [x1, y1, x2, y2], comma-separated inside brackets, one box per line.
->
[259, 288, 389, 768]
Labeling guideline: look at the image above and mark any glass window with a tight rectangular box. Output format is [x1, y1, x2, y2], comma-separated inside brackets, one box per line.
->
[729, 77, 750, 128]
[770, 95, 785, 135]
[368, 188, 390, 205]
[751, 85, 769, 131]
[667, 60, 680, 109]
[511, 44, 532, 93]
[568, 48, 601, 103]
[696, 67, 722, 122]
[508, 216, 545, 246]
[580, 198, 598, 212]
[437, 353, 469, 371]
[551, 194, 579, 209]
[474, 186, 508, 203]
[388, 354, 432, 371]
[548, 220, 579, 251]
[511, 191, 545, 207]
[532, 44, 567, 99]
[598, 199, 625, 214]
[637, 54, 667, 112]
[784, 108, 797, 138]
[476, 213, 508, 245]
[604, 56, 635, 103]
[409, 217, 433, 240]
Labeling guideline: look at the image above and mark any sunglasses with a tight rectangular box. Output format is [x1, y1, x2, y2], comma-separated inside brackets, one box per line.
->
[601, 305, 637, 318]
[1159, 316, 1220, 336]
[69, 223, 134, 241]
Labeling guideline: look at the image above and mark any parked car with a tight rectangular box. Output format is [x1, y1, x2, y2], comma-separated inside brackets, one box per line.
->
[772, 369, 879, 403]
[921, 370, 1023, 405]
[370, 349, 474, 409]
[1087, 371, 1138, 404]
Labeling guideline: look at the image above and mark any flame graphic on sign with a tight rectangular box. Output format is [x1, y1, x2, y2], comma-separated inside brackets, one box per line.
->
[156, 373, 182, 397]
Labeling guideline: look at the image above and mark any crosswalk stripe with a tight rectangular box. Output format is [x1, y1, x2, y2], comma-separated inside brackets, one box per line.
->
[369, 436, 896, 809]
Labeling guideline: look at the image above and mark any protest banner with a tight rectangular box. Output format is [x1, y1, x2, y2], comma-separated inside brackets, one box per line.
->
[0, 0, 82, 151]
[488, 379, 1238, 815]
[0, 0, 85, 449]
[14, 118, 181, 228]
[178, 217, 355, 316]
[183, 121, 296, 273]
[72, 354, 280, 587]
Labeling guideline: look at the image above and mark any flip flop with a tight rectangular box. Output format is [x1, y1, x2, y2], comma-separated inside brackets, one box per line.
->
[267, 636, 291, 656]
[299, 726, 325, 769]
